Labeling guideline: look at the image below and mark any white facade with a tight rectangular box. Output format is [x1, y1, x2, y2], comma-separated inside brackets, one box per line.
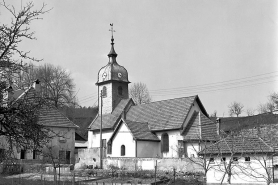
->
[109, 122, 136, 157]
[88, 130, 113, 148]
[207, 155, 272, 184]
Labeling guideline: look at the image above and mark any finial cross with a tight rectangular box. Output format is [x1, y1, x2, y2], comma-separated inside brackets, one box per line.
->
[109, 23, 115, 37]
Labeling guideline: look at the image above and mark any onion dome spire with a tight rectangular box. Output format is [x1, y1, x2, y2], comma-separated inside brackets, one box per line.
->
[108, 23, 118, 60]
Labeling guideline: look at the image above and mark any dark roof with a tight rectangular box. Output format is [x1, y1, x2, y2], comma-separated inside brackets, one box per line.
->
[182, 111, 218, 141]
[75, 132, 87, 141]
[199, 135, 274, 155]
[38, 106, 78, 128]
[200, 112, 218, 140]
[126, 95, 204, 130]
[108, 120, 160, 143]
[14, 86, 78, 128]
[125, 120, 160, 141]
[216, 114, 278, 132]
[89, 98, 133, 130]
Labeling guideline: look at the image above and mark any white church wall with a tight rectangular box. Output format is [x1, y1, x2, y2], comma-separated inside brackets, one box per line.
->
[88, 130, 113, 148]
[156, 130, 183, 158]
[110, 122, 136, 157]
[137, 141, 160, 158]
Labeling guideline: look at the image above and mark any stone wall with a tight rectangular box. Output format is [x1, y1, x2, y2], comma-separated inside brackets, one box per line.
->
[104, 158, 203, 172]
[77, 148, 100, 168]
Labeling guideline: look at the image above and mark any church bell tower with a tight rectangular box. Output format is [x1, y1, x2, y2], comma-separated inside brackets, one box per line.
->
[96, 25, 130, 114]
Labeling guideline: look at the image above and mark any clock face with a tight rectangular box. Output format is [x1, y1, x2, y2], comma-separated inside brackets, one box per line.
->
[118, 73, 122, 78]
[102, 72, 107, 79]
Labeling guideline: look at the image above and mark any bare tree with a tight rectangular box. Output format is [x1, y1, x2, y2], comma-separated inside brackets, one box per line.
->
[228, 102, 244, 117]
[269, 92, 278, 109]
[210, 110, 217, 117]
[236, 127, 276, 185]
[246, 108, 255, 116]
[20, 63, 77, 108]
[0, 1, 52, 156]
[129, 82, 151, 105]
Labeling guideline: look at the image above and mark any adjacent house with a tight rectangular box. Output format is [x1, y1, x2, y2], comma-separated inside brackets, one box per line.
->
[1, 80, 78, 164]
[88, 35, 218, 159]
[200, 114, 278, 184]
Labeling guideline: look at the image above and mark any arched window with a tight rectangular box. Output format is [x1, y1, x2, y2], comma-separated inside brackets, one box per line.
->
[118, 86, 123, 96]
[121, 145, 125, 156]
[161, 133, 169, 153]
[102, 86, 107, 98]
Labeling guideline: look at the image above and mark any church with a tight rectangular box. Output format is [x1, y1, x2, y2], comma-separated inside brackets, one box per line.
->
[88, 29, 217, 158]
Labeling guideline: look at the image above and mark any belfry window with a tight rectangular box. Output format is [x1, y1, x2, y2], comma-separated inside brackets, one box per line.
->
[118, 86, 123, 96]
[161, 133, 169, 153]
[121, 145, 125, 156]
[102, 86, 107, 98]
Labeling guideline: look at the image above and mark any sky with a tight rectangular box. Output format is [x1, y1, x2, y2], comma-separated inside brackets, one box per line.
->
[1, 0, 278, 116]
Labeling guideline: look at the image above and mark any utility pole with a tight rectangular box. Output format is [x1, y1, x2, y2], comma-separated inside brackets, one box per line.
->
[100, 90, 103, 169]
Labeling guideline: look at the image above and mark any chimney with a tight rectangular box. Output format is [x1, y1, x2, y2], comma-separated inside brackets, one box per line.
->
[216, 118, 221, 135]
[32, 79, 41, 93]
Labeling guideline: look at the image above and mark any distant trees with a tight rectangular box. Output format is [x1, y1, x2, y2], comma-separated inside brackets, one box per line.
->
[19, 63, 77, 108]
[257, 92, 277, 114]
[228, 102, 244, 117]
[129, 82, 151, 105]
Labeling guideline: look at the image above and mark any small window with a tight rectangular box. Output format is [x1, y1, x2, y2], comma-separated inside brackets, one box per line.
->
[20, 150, 26, 159]
[107, 143, 112, 154]
[121, 145, 125, 156]
[102, 86, 107, 98]
[233, 157, 238, 162]
[161, 133, 169, 153]
[209, 158, 214, 163]
[59, 150, 66, 162]
[0, 149, 5, 162]
[221, 157, 226, 162]
[245, 157, 250, 162]
[33, 150, 40, 159]
[118, 86, 123, 96]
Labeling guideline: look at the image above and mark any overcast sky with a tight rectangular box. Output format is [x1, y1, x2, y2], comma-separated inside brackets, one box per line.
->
[1, 0, 278, 116]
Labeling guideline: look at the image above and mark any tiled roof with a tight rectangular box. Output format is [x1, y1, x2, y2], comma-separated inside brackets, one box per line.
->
[38, 106, 78, 128]
[125, 120, 160, 141]
[199, 135, 274, 155]
[89, 98, 133, 130]
[212, 114, 278, 132]
[126, 96, 197, 130]
[182, 111, 218, 141]
[14, 86, 78, 128]
[200, 112, 218, 140]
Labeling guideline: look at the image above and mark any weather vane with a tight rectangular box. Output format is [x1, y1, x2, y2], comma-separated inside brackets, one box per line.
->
[109, 23, 115, 38]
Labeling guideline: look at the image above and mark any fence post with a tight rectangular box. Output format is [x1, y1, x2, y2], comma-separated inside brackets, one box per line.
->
[72, 171, 75, 185]
[173, 168, 176, 185]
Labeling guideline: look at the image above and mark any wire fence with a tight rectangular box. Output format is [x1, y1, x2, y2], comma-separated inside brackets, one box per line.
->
[0, 165, 205, 185]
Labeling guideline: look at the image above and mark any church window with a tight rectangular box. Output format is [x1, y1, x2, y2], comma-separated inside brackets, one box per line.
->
[121, 145, 125, 156]
[118, 86, 123, 96]
[161, 133, 169, 153]
[107, 143, 112, 154]
[102, 86, 107, 98]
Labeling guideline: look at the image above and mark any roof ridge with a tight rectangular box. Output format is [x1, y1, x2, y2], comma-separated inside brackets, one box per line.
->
[132, 95, 197, 107]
